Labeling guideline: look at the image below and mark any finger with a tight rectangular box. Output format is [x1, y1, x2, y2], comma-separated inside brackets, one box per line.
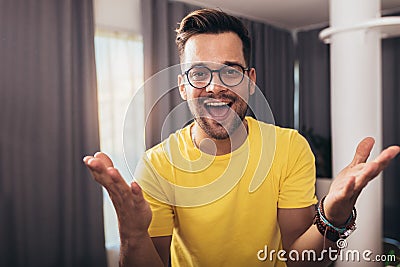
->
[83, 155, 95, 166]
[107, 167, 132, 196]
[94, 152, 114, 168]
[84, 157, 122, 195]
[84, 157, 108, 174]
[350, 137, 375, 166]
[83, 156, 98, 176]
[107, 166, 125, 182]
[131, 182, 147, 209]
[354, 162, 380, 190]
[372, 145, 400, 169]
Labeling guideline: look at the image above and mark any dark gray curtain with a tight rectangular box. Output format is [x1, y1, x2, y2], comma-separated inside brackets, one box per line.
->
[243, 20, 295, 128]
[141, 0, 295, 148]
[297, 28, 332, 178]
[0, 1, 107, 267]
[382, 34, 400, 242]
[141, 0, 197, 149]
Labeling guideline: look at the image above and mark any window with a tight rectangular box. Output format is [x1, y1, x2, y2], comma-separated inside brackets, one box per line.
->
[94, 30, 144, 248]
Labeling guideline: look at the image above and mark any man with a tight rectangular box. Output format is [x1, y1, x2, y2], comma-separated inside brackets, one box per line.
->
[84, 9, 399, 267]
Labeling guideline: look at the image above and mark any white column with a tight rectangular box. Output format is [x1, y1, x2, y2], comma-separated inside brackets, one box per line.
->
[327, 0, 382, 266]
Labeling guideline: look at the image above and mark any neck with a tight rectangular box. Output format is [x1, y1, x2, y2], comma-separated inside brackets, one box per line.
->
[191, 119, 249, 156]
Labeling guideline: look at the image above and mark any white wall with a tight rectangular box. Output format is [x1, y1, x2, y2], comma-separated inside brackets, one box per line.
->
[93, 0, 141, 34]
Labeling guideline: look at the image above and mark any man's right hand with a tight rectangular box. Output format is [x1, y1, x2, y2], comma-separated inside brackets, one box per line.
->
[83, 152, 152, 240]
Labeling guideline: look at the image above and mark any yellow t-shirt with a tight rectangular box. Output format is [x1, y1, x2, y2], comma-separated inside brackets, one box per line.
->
[134, 117, 317, 267]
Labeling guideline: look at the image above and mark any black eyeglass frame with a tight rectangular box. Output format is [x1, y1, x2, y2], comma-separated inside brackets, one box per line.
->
[183, 64, 250, 89]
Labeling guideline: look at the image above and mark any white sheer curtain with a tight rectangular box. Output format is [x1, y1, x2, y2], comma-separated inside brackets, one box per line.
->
[94, 31, 144, 248]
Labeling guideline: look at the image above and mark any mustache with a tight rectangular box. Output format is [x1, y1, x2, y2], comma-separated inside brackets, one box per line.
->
[197, 93, 237, 104]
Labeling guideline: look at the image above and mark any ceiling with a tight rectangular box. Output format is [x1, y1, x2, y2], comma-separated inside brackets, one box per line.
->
[176, 0, 400, 30]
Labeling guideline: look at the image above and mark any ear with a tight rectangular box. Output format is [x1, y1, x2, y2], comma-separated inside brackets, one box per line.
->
[248, 68, 256, 95]
[178, 74, 187, 100]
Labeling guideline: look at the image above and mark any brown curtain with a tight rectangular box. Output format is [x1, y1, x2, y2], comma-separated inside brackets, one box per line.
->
[141, 0, 295, 148]
[0, 1, 107, 266]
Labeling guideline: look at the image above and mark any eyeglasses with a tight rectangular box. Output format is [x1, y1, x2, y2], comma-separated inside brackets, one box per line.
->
[183, 64, 249, 89]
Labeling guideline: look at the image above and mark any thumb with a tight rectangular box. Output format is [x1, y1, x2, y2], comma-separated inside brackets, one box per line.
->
[350, 137, 374, 166]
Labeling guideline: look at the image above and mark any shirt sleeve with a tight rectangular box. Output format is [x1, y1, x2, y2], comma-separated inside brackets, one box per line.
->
[134, 156, 174, 237]
[277, 130, 318, 208]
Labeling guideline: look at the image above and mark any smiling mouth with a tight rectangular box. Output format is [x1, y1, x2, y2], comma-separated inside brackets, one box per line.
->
[203, 101, 233, 119]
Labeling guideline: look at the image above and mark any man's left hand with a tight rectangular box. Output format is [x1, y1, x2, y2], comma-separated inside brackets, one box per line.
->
[323, 137, 399, 226]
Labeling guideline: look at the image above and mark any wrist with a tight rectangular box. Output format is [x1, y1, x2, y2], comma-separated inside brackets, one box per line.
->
[120, 229, 150, 246]
[323, 195, 353, 226]
[314, 196, 357, 242]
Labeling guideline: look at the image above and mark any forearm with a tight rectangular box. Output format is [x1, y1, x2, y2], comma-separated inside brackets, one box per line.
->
[286, 224, 337, 267]
[119, 233, 165, 267]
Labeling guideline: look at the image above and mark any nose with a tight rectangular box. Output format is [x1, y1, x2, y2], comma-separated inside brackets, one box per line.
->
[205, 72, 227, 94]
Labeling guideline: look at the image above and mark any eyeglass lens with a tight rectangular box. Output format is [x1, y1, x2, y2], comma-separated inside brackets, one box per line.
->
[187, 65, 244, 88]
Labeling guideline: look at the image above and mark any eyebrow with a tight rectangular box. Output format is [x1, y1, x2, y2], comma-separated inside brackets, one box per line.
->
[189, 62, 206, 68]
[223, 61, 243, 67]
[189, 61, 244, 69]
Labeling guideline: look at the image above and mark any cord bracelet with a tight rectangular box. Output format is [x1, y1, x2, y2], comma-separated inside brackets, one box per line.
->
[313, 196, 357, 242]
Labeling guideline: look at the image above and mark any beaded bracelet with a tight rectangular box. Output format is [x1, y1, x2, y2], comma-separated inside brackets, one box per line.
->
[313, 196, 357, 242]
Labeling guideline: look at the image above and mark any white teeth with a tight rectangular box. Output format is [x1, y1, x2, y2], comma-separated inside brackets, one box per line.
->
[205, 102, 228, 107]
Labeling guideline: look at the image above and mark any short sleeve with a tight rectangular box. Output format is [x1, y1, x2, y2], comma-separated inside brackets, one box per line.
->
[134, 156, 174, 237]
[277, 131, 318, 208]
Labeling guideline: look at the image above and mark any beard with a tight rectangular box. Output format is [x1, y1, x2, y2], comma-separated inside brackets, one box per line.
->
[187, 92, 248, 140]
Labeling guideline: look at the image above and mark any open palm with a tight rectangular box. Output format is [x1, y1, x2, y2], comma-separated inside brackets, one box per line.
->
[324, 137, 399, 225]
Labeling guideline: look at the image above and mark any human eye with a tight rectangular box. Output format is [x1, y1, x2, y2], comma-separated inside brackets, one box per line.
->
[189, 67, 209, 81]
[222, 66, 241, 77]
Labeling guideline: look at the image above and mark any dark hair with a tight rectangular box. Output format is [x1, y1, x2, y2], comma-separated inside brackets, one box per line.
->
[175, 9, 251, 66]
